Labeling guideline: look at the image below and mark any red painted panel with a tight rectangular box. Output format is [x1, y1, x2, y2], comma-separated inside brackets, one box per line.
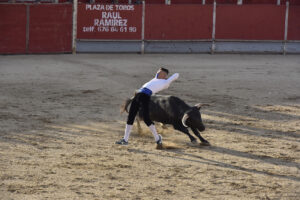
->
[145, 5, 213, 40]
[205, 0, 300, 5]
[29, 4, 72, 53]
[216, 5, 285, 40]
[58, 0, 72, 2]
[145, 0, 164, 3]
[206, 0, 237, 4]
[93, 0, 130, 3]
[77, 4, 142, 39]
[95, 0, 115, 3]
[79, 0, 163, 3]
[0, 4, 26, 54]
[282, 0, 300, 5]
[243, 0, 277, 4]
[288, 6, 300, 40]
[172, 0, 203, 4]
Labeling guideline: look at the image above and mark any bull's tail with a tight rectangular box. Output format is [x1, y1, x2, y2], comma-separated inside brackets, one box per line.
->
[120, 97, 134, 114]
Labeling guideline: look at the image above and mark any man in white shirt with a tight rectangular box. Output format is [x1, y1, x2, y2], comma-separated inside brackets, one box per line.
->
[116, 67, 179, 146]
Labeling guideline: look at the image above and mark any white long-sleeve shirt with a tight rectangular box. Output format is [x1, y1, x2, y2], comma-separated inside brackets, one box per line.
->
[141, 73, 179, 94]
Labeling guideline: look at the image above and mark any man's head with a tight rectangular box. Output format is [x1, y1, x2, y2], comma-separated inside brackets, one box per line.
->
[156, 67, 169, 79]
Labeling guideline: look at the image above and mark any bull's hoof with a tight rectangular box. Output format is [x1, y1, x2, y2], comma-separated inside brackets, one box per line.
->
[191, 140, 198, 144]
[200, 141, 210, 146]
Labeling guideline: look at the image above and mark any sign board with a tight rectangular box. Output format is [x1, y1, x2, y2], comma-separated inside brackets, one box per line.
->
[77, 4, 142, 40]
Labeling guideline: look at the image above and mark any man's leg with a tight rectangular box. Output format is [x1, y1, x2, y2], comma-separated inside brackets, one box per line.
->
[140, 94, 162, 144]
[125, 97, 140, 141]
[116, 96, 140, 144]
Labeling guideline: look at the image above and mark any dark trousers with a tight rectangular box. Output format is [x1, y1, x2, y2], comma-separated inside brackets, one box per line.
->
[127, 93, 153, 126]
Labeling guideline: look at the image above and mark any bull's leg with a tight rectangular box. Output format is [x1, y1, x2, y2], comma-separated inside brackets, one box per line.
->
[173, 124, 197, 143]
[191, 127, 209, 145]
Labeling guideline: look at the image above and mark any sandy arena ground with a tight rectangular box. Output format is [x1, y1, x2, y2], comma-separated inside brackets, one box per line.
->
[0, 54, 299, 200]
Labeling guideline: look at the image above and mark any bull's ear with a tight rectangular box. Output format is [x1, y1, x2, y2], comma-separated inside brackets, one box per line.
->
[194, 103, 210, 110]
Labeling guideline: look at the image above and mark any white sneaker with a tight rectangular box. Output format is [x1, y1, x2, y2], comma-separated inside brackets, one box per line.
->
[156, 134, 162, 145]
[115, 138, 128, 145]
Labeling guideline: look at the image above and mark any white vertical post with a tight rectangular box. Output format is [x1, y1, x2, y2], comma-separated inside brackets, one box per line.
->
[237, 0, 243, 5]
[141, 1, 145, 54]
[277, 0, 281, 6]
[72, 0, 78, 54]
[211, 0, 216, 54]
[202, 0, 205, 5]
[128, 0, 132, 4]
[283, 1, 289, 55]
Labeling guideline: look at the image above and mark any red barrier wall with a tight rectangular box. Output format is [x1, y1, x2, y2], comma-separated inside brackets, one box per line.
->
[288, 6, 300, 40]
[28, 4, 72, 53]
[215, 5, 285, 40]
[145, 5, 213, 40]
[0, 5, 27, 54]
[77, 4, 142, 39]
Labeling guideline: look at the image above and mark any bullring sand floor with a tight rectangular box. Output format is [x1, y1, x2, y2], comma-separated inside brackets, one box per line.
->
[0, 54, 299, 199]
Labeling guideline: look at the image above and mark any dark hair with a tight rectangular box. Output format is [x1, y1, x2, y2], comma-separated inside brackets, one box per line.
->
[160, 67, 169, 74]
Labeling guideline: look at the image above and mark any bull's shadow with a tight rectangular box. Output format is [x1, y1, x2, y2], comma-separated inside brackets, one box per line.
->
[186, 109, 300, 170]
[208, 121, 299, 143]
[127, 148, 300, 183]
[203, 108, 300, 142]
[188, 144, 300, 170]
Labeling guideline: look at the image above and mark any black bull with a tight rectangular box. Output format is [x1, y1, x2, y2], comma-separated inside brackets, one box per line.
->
[121, 95, 210, 145]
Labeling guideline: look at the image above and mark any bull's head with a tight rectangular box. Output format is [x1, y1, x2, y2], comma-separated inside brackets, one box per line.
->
[182, 103, 209, 131]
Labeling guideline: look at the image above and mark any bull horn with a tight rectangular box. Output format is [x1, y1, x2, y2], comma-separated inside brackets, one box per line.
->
[194, 103, 210, 110]
[182, 113, 189, 128]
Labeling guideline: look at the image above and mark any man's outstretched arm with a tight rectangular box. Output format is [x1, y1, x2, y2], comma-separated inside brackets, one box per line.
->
[165, 73, 179, 88]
